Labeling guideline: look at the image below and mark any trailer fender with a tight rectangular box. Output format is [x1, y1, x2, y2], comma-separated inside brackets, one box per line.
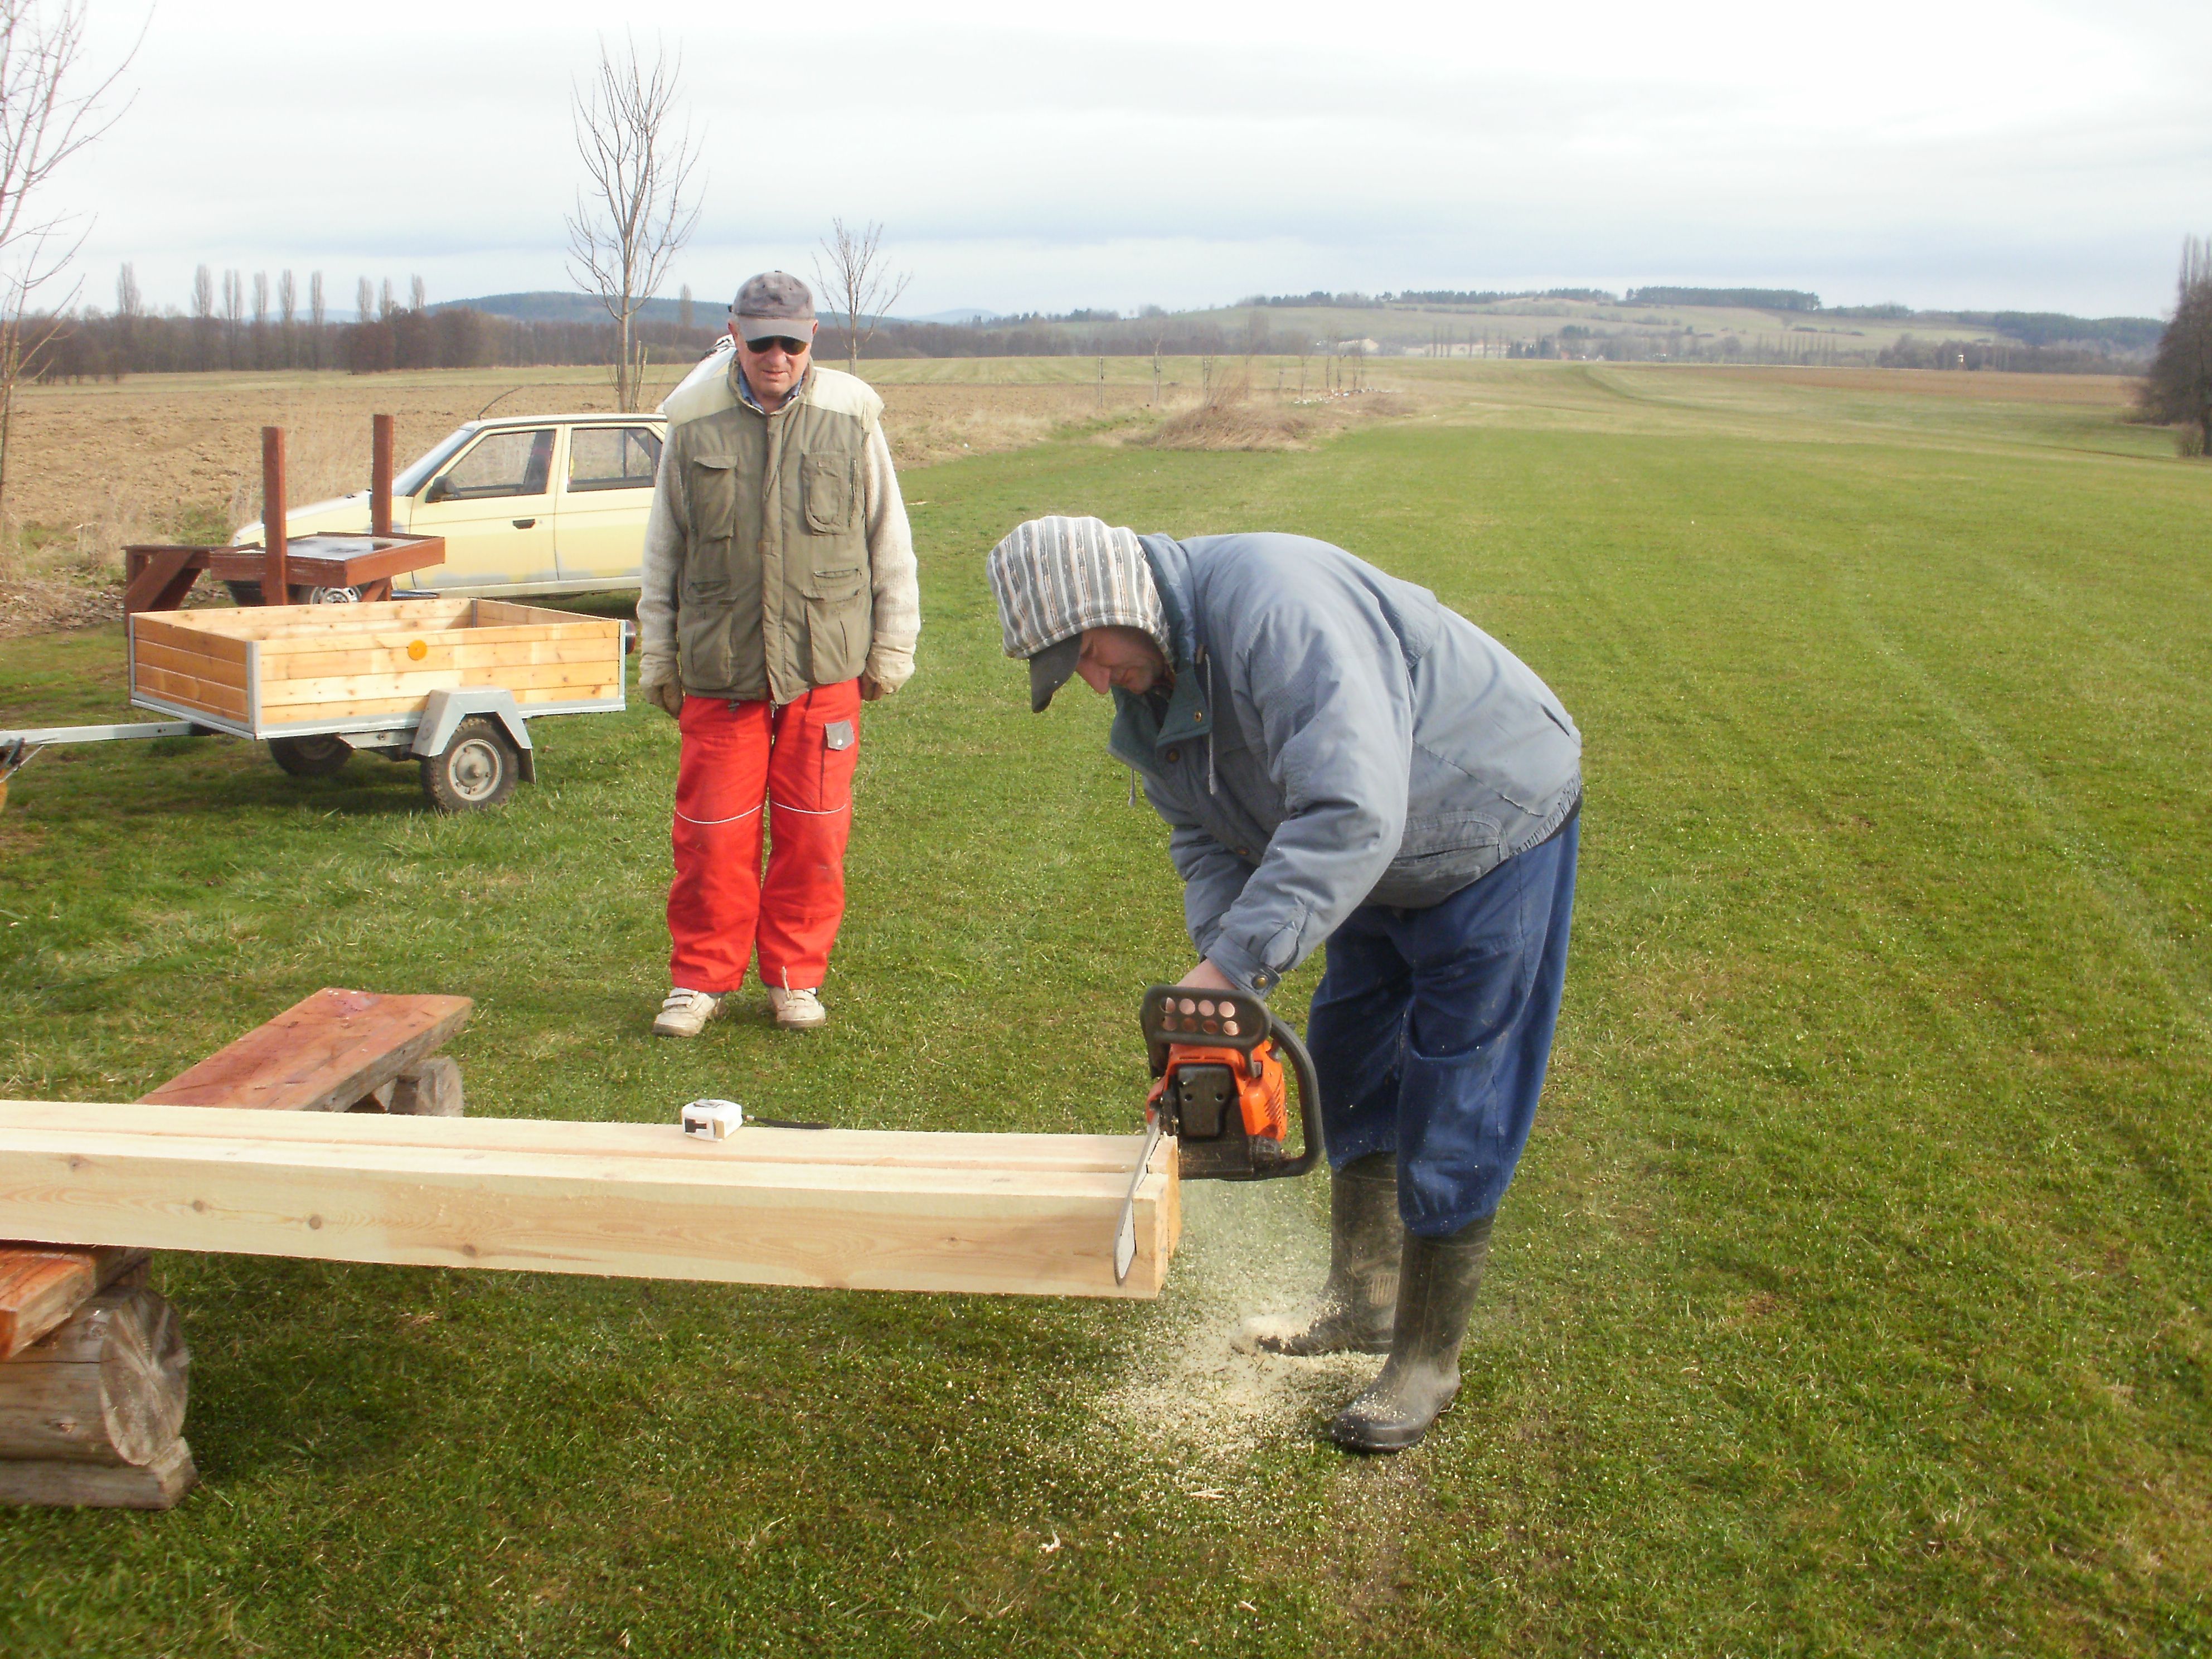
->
[411, 689, 536, 784]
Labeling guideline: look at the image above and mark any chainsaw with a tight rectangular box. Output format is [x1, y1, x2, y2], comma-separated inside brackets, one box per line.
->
[1113, 983, 1323, 1281]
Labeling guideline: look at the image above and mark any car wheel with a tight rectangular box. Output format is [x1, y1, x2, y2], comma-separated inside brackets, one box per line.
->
[268, 735, 352, 778]
[308, 586, 363, 604]
[420, 717, 520, 813]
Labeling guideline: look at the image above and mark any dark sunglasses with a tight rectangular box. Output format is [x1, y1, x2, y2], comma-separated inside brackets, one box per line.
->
[742, 334, 809, 356]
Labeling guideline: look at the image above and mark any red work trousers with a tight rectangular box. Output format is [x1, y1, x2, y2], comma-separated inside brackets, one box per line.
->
[668, 681, 862, 995]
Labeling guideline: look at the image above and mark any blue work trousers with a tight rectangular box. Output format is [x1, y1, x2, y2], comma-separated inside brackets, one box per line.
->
[1306, 812, 1578, 1237]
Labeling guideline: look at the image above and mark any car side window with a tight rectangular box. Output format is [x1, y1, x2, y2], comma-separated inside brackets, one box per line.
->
[441, 429, 556, 499]
[566, 425, 663, 493]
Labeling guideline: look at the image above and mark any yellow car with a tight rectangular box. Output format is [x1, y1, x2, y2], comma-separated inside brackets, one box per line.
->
[232, 412, 668, 601]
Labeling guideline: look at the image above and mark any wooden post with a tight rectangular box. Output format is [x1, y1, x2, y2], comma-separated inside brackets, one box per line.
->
[261, 425, 288, 605]
[371, 413, 394, 539]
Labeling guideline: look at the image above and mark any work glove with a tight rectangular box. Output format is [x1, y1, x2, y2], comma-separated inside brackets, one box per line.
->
[638, 653, 685, 720]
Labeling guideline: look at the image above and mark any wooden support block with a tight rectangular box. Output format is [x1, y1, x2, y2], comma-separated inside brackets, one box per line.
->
[138, 988, 472, 1114]
[122, 547, 202, 616]
[387, 1057, 463, 1118]
[0, 1438, 196, 1510]
[0, 1245, 151, 1360]
[0, 1287, 188, 1465]
[0, 1102, 1181, 1299]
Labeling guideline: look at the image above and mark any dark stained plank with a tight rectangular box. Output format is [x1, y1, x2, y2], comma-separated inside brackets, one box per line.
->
[138, 988, 473, 1114]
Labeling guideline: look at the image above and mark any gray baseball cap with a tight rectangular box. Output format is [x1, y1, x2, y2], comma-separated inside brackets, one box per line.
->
[1028, 635, 1083, 712]
[731, 271, 816, 341]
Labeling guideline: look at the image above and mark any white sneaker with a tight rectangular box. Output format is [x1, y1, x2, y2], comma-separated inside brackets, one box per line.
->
[653, 988, 724, 1039]
[767, 986, 827, 1031]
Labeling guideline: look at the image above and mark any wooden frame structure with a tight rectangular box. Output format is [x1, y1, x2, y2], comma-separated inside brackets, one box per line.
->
[122, 416, 445, 615]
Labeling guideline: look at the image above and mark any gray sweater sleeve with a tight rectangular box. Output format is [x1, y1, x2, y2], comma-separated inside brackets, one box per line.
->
[1198, 599, 1411, 995]
[634, 437, 686, 674]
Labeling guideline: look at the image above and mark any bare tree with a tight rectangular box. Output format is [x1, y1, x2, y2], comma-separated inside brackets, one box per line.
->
[377, 277, 393, 322]
[0, 0, 139, 514]
[813, 217, 909, 377]
[2140, 235, 2212, 457]
[410, 273, 425, 312]
[276, 268, 294, 324]
[678, 280, 692, 331]
[565, 33, 701, 411]
[355, 275, 372, 324]
[251, 270, 267, 325]
[309, 270, 323, 327]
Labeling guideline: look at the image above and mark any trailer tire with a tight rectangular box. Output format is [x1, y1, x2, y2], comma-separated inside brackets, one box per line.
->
[268, 735, 352, 778]
[421, 717, 520, 813]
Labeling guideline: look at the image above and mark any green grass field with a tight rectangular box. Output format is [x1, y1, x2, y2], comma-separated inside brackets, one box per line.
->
[2, 364, 2206, 1656]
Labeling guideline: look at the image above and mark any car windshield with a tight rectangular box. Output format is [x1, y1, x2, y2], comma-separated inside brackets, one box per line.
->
[394, 427, 478, 497]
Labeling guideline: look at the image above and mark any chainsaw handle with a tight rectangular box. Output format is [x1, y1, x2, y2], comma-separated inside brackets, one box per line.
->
[1265, 1011, 1325, 1179]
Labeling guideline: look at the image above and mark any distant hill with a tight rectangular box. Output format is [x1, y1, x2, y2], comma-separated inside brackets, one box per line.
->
[434, 292, 692, 324]
[438, 290, 990, 328]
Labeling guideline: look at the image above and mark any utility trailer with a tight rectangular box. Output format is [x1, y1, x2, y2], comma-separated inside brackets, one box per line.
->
[11, 601, 632, 814]
[4, 599, 627, 813]
[140, 596, 625, 808]
[2, 418, 630, 814]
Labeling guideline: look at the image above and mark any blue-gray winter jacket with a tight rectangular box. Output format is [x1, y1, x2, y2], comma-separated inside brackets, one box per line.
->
[1108, 532, 1582, 998]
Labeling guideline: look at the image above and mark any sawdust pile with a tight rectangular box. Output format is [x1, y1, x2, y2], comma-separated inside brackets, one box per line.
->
[1096, 1177, 1381, 1475]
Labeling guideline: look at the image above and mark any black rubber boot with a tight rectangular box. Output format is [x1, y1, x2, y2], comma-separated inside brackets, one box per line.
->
[1238, 1152, 1403, 1356]
[1328, 1214, 1494, 1453]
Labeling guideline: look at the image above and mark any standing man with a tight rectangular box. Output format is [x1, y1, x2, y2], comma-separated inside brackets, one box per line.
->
[987, 517, 1580, 1452]
[637, 272, 919, 1035]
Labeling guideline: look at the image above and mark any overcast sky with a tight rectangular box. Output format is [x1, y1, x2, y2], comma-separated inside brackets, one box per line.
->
[64, 0, 2212, 320]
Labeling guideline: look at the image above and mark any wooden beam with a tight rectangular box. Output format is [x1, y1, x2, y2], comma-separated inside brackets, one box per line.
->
[0, 1245, 148, 1359]
[122, 547, 201, 616]
[0, 1101, 1181, 1299]
[0, 1439, 195, 1510]
[138, 988, 473, 1113]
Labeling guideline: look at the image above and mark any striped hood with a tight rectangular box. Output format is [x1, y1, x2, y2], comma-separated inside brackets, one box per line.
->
[986, 516, 1168, 660]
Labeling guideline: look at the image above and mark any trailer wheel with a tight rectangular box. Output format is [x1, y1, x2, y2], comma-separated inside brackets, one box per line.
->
[268, 735, 352, 777]
[420, 717, 520, 813]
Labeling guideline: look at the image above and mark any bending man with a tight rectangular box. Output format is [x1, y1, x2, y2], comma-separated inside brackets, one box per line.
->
[987, 516, 1580, 1452]
[637, 272, 919, 1035]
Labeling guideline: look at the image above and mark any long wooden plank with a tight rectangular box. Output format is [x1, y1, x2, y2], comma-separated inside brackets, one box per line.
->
[254, 622, 617, 657]
[0, 1106, 1179, 1299]
[260, 682, 620, 726]
[138, 988, 473, 1114]
[0, 1438, 196, 1510]
[259, 659, 620, 710]
[258, 638, 618, 683]
[2, 1102, 1151, 1172]
[166, 599, 475, 639]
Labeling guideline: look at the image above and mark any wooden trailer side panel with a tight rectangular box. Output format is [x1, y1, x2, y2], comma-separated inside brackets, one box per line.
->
[129, 600, 623, 734]
[127, 616, 250, 723]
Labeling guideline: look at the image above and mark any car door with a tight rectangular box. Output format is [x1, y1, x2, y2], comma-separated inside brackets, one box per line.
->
[405, 426, 560, 592]
[555, 422, 663, 584]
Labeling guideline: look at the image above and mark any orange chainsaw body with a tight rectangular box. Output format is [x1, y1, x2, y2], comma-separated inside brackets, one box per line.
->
[1140, 986, 1319, 1181]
